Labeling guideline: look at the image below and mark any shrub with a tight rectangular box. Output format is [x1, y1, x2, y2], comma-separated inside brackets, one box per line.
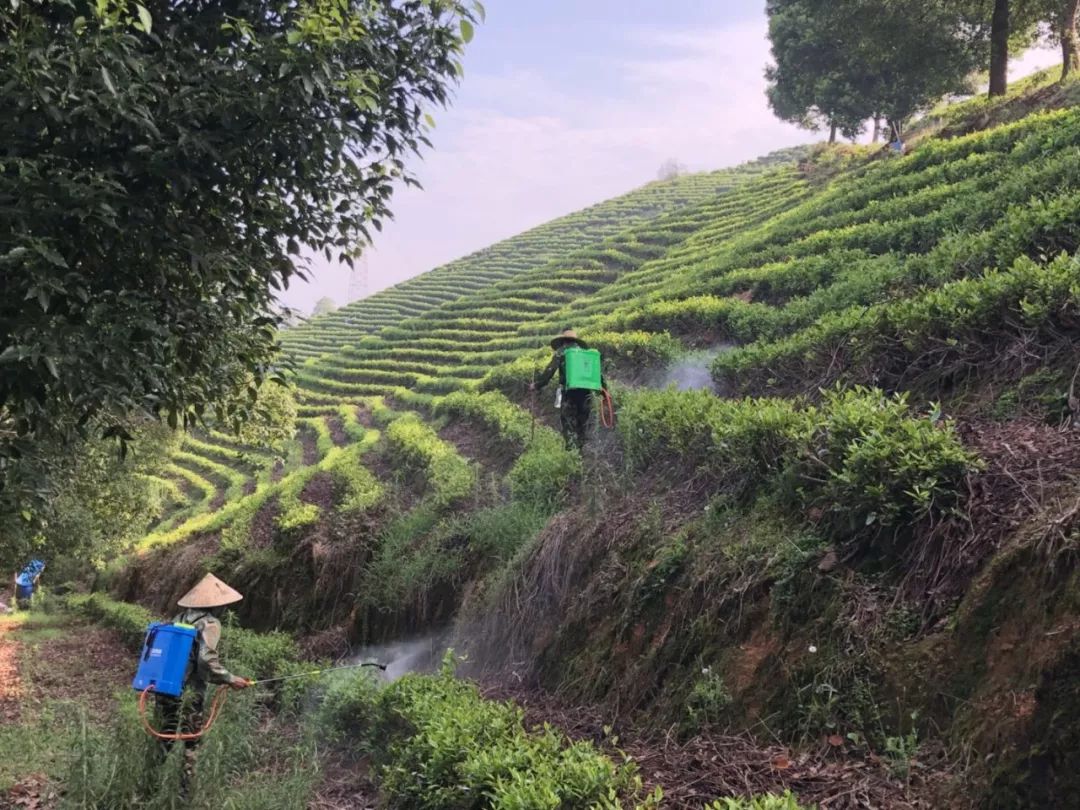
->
[618, 389, 809, 496]
[508, 441, 582, 507]
[617, 387, 978, 544]
[324, 444, 384, 514]
[357, 654, 647, 808]
[795, 388, 979, 536]
[436, 391, 580, 507]
[705, 791, 814, 810]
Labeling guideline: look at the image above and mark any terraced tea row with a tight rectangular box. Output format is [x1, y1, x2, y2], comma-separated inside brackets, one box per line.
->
[278, 149, 808, 359]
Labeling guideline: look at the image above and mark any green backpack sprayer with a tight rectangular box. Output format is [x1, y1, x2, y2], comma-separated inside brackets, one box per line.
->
[562, 346, 614, 427]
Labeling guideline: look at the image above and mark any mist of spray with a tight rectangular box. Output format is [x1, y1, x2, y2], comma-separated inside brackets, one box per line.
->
[348, 634, 444, 682]
[646, 345, 734, 393]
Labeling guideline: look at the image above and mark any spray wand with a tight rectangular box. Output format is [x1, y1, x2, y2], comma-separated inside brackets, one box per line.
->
[249, 660, 387, 686]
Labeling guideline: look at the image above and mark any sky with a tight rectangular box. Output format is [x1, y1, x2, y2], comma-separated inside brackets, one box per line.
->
[278, 0, 1061, 314]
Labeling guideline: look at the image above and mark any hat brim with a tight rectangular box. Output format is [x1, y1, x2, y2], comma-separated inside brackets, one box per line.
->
[551, 336, 587, 349]
[177, 573, 244, 609]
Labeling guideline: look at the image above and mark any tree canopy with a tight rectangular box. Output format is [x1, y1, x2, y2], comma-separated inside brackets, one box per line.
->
[0, 0, 480, 512]
[312, 296, 339, 317]
[766, 0, 1078, 138]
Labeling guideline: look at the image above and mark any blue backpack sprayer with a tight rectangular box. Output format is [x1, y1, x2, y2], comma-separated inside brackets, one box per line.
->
[15, 559, 45, 605]
[132, 621, 385, 741]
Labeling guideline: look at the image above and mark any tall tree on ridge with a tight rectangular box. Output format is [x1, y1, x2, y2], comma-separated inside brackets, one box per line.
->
[766, 0, 985, 140]
[765, 0, 869, 142]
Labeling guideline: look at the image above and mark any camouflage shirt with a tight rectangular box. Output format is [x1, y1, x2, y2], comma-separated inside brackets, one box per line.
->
[171, 608, 239, 687]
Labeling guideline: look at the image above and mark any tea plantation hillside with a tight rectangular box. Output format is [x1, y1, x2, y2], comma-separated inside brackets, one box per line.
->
[112, 98, 1080, 807]
[279, 147, 807, 358]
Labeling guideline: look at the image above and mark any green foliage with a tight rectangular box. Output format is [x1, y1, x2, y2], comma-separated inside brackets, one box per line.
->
[234, 380, 299, 451]
[436, 390, 581, 506]
[65, 592, 154, 651]
[717, 252, 1080, 396]
[617, 387, 977, 544]
[361, 505, 449, 611]
[325, 444, 384, 514]
[0, 421, 179, 569]
[767, 0, 984, 136]
[796, 388, 980, 534]
[686, 668, 734, 729]
[882, 713, 920, 780]
[618, 389, 808, 495]
[0, 0, 477, 491]
[449, 501, 550, 564]
[705, 791, 813, 810]
[385, 413, 477, 507]
[328, 655, 647, 808]
[62, 690, 317, 809]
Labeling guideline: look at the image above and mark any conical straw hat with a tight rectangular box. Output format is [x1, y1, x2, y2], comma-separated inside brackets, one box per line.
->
[550, 328, 587, 349]
[177, 573, 243, 609]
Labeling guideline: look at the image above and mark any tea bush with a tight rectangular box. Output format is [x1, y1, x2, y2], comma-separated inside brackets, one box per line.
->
[715, 252, 1080, 396]
[618, 387, 977, 541]
[795, 388, 979, 535]
[324, 655, 649, 808]
[705, 792, 813, 810]
[66, 592, 153, 651]
[324, 442, 384, 514]
[436, 391, 581, 506]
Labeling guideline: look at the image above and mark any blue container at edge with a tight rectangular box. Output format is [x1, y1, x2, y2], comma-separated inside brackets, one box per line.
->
[132, 623, 198, 698]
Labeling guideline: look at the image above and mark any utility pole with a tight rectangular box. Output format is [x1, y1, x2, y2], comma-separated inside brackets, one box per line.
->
[347, 253, 369, 303]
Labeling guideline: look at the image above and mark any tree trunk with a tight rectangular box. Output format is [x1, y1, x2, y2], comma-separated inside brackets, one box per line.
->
[1063, 0, 1080, 81]
[828, 120, 837, 144]
[989, 0, 1010, 97]
[872, 116, 882, 143]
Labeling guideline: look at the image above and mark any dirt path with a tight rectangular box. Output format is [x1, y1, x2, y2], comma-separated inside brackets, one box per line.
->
[0, 618, 24, 725]
[0, 612, 131, 809]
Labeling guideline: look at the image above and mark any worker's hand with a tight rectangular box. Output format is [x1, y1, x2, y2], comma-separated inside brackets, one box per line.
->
[230, 676, 252, 689]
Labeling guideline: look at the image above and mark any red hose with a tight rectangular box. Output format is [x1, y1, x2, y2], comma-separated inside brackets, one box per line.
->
[138, 685, 230, 741]
[600, 389, 615, 429]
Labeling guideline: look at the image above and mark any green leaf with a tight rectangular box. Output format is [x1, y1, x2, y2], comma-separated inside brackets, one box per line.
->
[423, 113, 436, 129]
[473, 1, 486, 22]
[136, 4, 152, 34]
[21, 510, 32, 523]
[459, 19, 474, 43]
[101, 66, 117, 96]
[44, 356, 59, 379]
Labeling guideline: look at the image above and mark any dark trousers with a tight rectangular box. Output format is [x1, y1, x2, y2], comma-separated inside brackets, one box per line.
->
[155, 688, 205, 753]
[560, 390, 592, 451]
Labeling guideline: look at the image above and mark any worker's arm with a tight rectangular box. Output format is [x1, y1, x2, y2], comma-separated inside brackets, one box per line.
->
[197, 620, 248, 687]
[535, 353, 560, 390]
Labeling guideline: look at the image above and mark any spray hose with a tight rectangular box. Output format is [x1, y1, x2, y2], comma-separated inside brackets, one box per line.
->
[137, 661, 387, 741]
[600, 389, 615, 429]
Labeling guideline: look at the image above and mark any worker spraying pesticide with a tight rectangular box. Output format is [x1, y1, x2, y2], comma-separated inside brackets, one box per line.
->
[133, 572, 252, 777]
[14, 559, 45, 610]
[530, 328, 614, 451]
[133, 572, 386, 752]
